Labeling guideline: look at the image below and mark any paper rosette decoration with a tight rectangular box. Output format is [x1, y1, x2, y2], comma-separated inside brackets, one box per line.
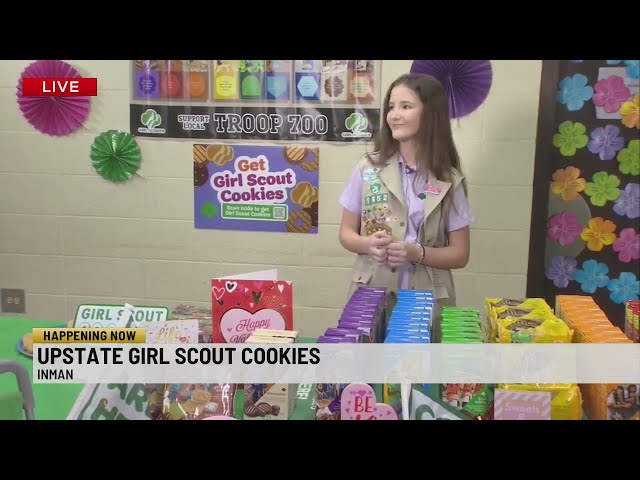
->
[16, 60, 91, 136]
[90, 130, 142, 183]
[410, 60, 493, 119]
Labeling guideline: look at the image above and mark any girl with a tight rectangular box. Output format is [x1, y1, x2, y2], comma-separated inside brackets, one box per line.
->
[338, 73, 474, 336]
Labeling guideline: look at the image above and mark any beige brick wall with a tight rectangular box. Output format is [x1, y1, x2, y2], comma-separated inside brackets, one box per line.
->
[0, 60, 542, 337]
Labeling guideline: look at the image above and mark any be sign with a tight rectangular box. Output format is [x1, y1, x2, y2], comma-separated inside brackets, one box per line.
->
[22, 77, 98, 97]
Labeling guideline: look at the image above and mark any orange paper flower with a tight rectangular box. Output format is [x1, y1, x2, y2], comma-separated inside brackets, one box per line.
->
[580, 217, 617, 252]
[551, 166, 586, 201]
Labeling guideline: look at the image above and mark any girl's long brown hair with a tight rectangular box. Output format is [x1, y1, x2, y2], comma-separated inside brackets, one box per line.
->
[369, 73, 467, 200]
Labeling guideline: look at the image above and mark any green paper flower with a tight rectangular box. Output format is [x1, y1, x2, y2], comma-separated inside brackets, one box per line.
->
[90, 130, 141, 183]
[617, 139, 639, 176]
[584, 171, 621, 206]
[553, 121, 588, 157]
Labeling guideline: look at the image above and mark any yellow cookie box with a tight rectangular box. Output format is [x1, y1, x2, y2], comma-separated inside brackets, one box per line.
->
[497, 313, 573, 343]
[499, 384, 582, 420]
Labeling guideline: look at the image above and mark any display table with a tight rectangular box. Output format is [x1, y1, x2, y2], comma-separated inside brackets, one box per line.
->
[0, 317, 336, 420]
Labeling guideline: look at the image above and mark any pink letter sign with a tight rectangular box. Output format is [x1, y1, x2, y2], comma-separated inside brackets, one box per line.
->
[341, 383, 398, 420]
[494, 389, 551, 420]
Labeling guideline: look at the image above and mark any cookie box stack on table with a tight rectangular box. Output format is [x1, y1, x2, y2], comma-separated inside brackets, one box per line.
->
[625, 300, 639, 343]
[439, 307, 494, 420]
[383, 290, 433, 417]
[555, 295, 636, 420]
[242, 329, 299, 420]
[318, 286, 386, 344]
[384, 289, 433, 344]
[484, 297, 573, 343]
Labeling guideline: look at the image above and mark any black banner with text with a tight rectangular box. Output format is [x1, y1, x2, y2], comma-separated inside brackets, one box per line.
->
[129, 104, 380, 143]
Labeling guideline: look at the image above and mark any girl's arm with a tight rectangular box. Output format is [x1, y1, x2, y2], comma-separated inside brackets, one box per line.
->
[408, 227, 470, 270]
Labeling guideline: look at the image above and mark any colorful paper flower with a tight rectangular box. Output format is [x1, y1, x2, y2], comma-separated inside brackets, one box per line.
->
[607, 272, 639, 305]
[574, 259, 610, 294]
[547, 211, 583, 246]
[580, 217, 617, 252]
[90, 130, 142, 183]
[617, 139, 639, 175]
[612, 228, 640, 263]
[552, 121, 588, 156]
[545, 256, 577, 288]
[550, 166, 586, 201]
[587, 124, 625, 161]
[556, 74, 593, 111]
[620, 94, 639, 129]
[592, 75, 631, 113]
[613, 183, 640, 219]
[584, 171, 621, 206]
[624, 60, 639, 79]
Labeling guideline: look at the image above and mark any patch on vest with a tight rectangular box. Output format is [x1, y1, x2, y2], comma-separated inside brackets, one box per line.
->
[364, 193, 389, 205]
[362, 168, 379, 183]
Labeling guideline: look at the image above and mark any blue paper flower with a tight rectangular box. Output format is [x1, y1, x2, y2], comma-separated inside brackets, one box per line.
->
[607, 272, 640, 304]
[624, 60, 639, 79]
[606, 60, 622, 65]
[574, 259, 610, 294]
[556, 74, 594, 111]
[545, 256, 577, 288]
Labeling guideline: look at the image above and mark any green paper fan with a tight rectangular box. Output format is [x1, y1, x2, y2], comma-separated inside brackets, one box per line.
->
[90, 130, 141, 182]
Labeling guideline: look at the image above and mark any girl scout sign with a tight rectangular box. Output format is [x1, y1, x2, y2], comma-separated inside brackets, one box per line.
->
[73, 304, 168, 328]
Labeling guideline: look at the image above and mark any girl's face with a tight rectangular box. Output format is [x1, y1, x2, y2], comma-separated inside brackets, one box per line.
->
[387, 84, 423, 143]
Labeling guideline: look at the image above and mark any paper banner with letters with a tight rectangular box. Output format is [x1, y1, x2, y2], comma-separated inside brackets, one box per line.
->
[194, 143, 319, 234]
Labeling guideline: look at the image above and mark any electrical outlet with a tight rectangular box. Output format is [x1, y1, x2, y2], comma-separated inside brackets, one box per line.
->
[1, 289, 26, 314]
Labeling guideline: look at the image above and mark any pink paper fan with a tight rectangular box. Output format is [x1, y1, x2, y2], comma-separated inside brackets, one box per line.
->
[16, 60, 91, 136]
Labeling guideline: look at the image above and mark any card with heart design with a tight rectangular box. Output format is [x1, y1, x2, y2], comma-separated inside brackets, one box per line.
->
[211, 278, 293, 343]
[340, 383, 398, 420]
[145, 320, 199, 344]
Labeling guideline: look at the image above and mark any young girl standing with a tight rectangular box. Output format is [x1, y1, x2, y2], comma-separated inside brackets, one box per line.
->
[338, 73, 474, 336]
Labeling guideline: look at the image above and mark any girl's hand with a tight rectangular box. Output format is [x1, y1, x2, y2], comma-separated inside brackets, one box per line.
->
[367, 231, 391, 266]
[386, 241, 417, 268]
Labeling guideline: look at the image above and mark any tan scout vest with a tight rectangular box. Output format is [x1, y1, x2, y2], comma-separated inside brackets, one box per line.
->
[348, 152, 465, 312]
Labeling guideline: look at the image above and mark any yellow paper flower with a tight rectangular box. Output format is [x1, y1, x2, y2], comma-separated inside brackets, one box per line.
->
[580, 217, 617, 252]
[550, 166, 586, 201]
[620, 93, 639, 129]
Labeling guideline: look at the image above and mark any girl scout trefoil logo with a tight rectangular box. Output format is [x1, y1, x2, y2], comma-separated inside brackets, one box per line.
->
[138, 108, 166, 134]
[341, 112, 372, 138]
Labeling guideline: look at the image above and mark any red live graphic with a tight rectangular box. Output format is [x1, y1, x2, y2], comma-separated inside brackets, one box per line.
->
[22, 78, 98, 96]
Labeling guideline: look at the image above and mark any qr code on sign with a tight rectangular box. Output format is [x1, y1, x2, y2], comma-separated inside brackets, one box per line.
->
[273, 206, 286, 220]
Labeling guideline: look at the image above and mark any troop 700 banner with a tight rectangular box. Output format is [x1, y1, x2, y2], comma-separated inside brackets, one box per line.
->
[30, 328, 640, 385]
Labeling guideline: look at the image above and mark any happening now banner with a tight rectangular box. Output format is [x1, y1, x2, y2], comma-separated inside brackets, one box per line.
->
[129, 60, 381, 143]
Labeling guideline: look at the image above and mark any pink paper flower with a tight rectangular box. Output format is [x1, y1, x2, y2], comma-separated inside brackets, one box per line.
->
[592, 75, 631, 113]
[547, 211, 583, 246]
[612, 228, 640, 263]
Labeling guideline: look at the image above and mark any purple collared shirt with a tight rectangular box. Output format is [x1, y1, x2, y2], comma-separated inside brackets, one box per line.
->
[339, 158, 475, 289]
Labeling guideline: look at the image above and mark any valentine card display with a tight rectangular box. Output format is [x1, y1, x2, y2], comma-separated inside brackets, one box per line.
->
[194, 143, 319, 234]
[211, 279, 293, 343]
[340, 383, 397, 420]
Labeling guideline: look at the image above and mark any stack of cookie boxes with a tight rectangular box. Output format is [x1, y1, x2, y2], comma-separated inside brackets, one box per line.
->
[317, 286, 387, 344]
[243, 329, 299, 420]
[556, 295, 636, 420]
